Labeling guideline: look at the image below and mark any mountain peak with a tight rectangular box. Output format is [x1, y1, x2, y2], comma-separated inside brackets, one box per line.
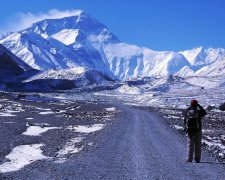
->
[193, 46, 204, 51]
[180, 46, 204, 65]
[24, 11, 120, 44]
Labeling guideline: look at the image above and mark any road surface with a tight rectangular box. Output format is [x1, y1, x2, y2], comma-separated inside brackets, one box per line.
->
[1, 104, 225, 180]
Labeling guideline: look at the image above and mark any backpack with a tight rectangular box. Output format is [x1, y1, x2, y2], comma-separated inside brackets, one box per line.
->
[186, 109, 199, 131]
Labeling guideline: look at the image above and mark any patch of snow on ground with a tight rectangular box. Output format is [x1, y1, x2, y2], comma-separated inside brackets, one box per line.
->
[56, 110, 67, 113]
[168, 115, 181, 119]
[56, 137, 84, 159]
[0, 99, 9, 101]
[185, 77, 220, 88]
[67, 124, 105, 134]
[22, 126, 60, 136]
[202, 129, 213, 133]
[6, 110, 21, 113]
[0, 144, 48, 173]
[0, 113, 16, 117]
[39, 111, 55, 115]
[202, 138, 225, 157]
[172, 125, 184, 131]
[35, 107, 52, 111]
[105, 107, 116, 112]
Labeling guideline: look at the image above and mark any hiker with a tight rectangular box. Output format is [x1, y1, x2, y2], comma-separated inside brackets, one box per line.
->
[184, 100, 207, 163]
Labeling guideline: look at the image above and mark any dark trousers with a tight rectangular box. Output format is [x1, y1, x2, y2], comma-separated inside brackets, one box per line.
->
[186, 131, 202, 162]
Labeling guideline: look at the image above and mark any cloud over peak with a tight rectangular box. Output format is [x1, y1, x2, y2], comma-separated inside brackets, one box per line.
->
[0, 9, 83, 35]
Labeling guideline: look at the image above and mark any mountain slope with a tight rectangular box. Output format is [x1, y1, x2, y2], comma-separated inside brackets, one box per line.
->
[103, 43, 191, 79]
[0, 44, 31, 74]
[0, 44, 33, 90]
[17, 67, 114, 92]
[24, 67, 112, 85]
[0, 44, 32, 80]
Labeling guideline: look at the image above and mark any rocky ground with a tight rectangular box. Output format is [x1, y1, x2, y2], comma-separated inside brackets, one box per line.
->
[0, 92, 119, 176]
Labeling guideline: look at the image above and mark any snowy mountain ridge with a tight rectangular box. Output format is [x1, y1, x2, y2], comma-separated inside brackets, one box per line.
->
[0, 44, 32, 72]
[1, 10, 225, 81]
[0, 44, 33, 90]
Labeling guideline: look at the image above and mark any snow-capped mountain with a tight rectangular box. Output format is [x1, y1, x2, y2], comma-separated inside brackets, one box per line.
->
[0, 11, 118, 79]
[179, 47, 225, 76]
[1, 10, 225, 81]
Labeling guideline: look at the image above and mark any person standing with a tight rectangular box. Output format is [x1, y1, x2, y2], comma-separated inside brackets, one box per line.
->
[184, 100, 207, 163]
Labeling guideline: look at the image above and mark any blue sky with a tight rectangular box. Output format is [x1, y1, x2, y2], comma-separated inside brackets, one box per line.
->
[0, 0, 225, 51]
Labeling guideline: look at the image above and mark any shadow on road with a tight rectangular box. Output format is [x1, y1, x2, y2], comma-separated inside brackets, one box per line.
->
[200, 161, 225, 165]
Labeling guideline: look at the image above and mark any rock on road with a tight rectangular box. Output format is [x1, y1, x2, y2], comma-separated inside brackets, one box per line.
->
[2, 105, 225, 180]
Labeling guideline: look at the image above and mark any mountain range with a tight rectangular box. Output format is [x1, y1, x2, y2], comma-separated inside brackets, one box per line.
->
[0, 10, 225, 86]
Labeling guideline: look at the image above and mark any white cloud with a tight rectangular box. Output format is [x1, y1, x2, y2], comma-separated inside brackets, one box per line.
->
[0, 9, 83, 35]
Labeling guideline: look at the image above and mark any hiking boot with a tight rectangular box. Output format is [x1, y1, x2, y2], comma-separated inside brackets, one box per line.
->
[186, 159, 192, 163]
[195, 160, 200, 163]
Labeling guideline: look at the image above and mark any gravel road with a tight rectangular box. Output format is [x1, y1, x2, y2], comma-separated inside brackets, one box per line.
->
[1, 103, 225, 180]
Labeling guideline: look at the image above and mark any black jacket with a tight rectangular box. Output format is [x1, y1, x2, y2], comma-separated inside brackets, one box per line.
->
[184, 105, 207, 132]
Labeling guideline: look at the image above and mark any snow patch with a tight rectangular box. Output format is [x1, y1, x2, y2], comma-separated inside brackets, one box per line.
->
[202, 139, 225, 152]
[56, 110, 67, 113]
[67, 124, 105, 133]
[22, 126, 60, 136]
[0, 144, 48, 173]
[105, 107, 116, 112]
[35, 107, 52, 111]
[172, 125, 184, 131]
[56, 137, 84, 160]
[0, 113, 16, 117]
[39, 111, 55, 115]
[26, 117, 34, 120]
